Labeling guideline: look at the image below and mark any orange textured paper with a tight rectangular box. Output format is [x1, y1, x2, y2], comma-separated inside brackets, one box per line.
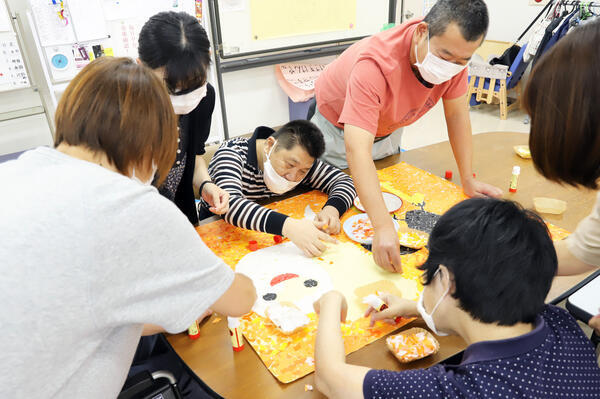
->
[195, 162, 570, 383]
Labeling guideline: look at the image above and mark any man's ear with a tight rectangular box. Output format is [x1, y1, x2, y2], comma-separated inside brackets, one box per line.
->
[265, 137, 276, 153]
[136, 58, 142, 65]
[415, 22, 429, 41]
[439, 265, 456, 295]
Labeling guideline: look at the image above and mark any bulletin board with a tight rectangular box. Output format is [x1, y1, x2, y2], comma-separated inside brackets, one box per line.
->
[213, 0, 393, 57]
[28, 0, 197, 83]
[196, 162, 571, 383]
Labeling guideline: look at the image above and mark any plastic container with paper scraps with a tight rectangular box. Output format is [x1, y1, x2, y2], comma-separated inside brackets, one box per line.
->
[533, 197, 567, 215]
[343, 213, 400, 245]
[266, 303, 310, 335]
[386, 327, 440, 363]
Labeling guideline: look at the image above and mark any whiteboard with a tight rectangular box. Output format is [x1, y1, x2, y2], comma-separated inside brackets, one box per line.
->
[214, 0, 392, 57]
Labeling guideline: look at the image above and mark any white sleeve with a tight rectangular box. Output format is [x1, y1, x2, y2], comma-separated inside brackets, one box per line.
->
[91, 192, 234, 334]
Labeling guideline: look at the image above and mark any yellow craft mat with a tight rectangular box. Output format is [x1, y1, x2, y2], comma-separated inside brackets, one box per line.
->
[195, 162, 571, 383]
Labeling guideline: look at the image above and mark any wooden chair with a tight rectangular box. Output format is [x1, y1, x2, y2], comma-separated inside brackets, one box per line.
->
[467, 43, 529, 120]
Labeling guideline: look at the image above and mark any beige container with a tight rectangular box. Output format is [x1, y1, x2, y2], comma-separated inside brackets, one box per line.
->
[533, 197, 567, 215]
[514, 145, 532, 159]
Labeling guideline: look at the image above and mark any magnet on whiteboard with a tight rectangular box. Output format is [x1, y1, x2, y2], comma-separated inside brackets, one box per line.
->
[50, 53, 70, 70]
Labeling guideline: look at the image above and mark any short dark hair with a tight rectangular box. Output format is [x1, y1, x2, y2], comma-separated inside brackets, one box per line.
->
[138, 11, 210, 94]
[54, 57, 178, 185]
[419, 198, 557, 326]
[271, 120, 325, 159]
[424, 0, 489, 42]
[523, 20, 600, 190]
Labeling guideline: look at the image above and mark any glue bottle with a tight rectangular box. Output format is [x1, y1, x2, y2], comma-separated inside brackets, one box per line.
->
[228, 317, 244, 352]
[187, 320, 200, 340]
[509, 166, 520, 193]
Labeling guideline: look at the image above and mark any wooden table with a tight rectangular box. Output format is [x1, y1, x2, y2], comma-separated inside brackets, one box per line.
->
[168, 132, 597, 399]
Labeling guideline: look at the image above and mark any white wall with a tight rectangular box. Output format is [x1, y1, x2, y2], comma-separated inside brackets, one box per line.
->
[484, 0, 548, 42]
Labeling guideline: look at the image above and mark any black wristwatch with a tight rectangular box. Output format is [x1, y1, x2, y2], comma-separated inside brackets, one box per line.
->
[199, 180, 213, 196]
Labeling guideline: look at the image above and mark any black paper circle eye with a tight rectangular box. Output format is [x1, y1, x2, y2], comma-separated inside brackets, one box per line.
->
[304, 279, 318, 288]
[263, 293, 277, 301]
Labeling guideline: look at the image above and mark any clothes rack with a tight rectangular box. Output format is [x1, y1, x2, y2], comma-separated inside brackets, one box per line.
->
[516, 0, 600, 43]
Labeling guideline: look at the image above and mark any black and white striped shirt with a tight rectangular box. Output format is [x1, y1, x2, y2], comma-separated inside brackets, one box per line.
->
[207, 126, 357, 236]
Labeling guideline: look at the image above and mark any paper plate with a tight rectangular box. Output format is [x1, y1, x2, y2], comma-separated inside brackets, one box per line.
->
[343, 213, 400, 245]
[354, 192, 403, 213]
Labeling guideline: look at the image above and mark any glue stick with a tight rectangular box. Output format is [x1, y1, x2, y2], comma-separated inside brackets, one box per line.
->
[363, 293, 402, 324]
[509, 166, 521, 193]
[363, 294, 388, 312]
[228, 317, 244, 352]
[188, 320, 200, 340]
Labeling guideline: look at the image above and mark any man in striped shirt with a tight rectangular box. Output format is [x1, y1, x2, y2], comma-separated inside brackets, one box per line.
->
[206, 120, 357, 257]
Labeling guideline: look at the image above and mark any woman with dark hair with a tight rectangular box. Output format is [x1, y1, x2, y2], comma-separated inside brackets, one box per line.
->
[138, 11, 229, 225]
[523, 19, 600, 335]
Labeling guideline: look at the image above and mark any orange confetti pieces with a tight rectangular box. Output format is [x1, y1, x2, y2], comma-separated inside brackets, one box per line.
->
[386, 327, 439, 363]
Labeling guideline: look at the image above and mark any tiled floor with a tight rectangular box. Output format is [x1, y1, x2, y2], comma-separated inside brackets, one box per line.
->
[402, 101, 530, 151]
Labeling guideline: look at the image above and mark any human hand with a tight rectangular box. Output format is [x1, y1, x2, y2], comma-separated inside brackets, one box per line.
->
[462, 177, 503, 198]
[313, 291, 347, 323]
[372, 222, 402, 273]
[315, 206, 341, 235]
[282, 218, 337, 257]
[202, 183, 230, 214]
[364, 293, 418, 327]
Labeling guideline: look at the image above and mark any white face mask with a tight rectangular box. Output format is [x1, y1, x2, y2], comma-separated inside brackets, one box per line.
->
[263, 142, 302, 194]
[131, 162, 157, 186]
[414, 33, 467, 85]
[416, 268, 450, 336]
[170, 83, 207, 115]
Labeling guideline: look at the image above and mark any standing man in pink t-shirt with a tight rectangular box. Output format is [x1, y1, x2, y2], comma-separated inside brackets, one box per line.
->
[311, 0, 502, 273]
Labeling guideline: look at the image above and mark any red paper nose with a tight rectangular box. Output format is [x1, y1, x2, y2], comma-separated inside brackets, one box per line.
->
[270, 273, 299, 286]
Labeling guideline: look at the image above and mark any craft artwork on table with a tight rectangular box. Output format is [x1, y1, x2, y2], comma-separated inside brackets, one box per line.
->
[236, 241, 420, 323]
[195, 162, 572, 383]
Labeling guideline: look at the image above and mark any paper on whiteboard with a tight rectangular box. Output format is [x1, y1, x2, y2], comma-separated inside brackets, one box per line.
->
[0, 32, 30, 91]
[0, 0, 12, 33]
[30, 0, 76, 46]
[250, 0, 356, 41]
[279, 63, 326, 91]
[108, 19, 139, 59]
[67, 0, 109, 42]
[44, 44, 77, 82]
[220, 0, 245, 12]
[102, 0, 140, 21]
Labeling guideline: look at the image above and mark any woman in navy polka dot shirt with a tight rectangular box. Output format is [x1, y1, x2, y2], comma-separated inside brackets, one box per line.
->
[313, 198, 600, 398]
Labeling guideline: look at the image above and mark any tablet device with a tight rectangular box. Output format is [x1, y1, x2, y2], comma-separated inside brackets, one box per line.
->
[566, 272, 600, 322]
